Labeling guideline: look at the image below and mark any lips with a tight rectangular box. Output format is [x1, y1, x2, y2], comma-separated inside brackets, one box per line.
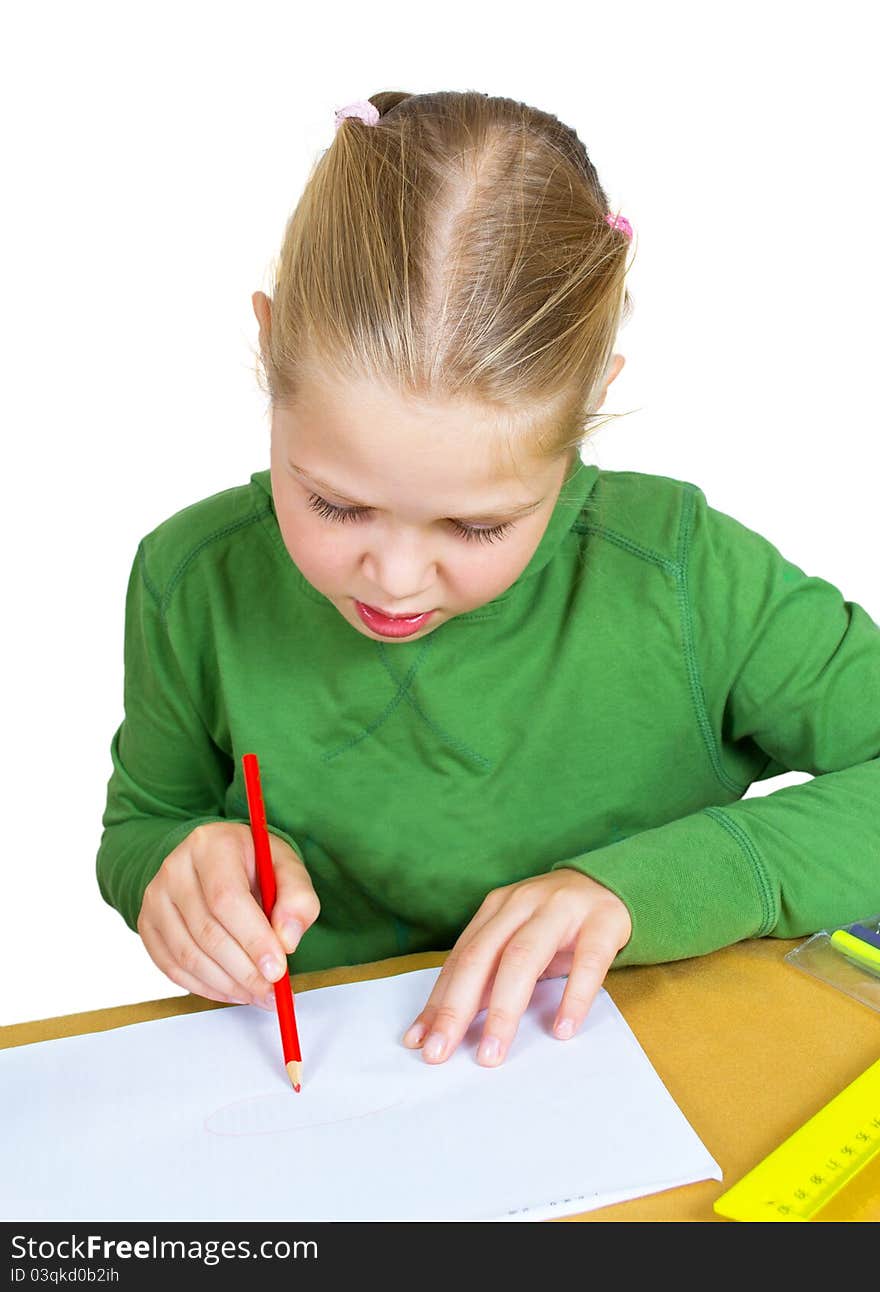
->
[354, 600, 436, 638]
[369, 606, 428, 619]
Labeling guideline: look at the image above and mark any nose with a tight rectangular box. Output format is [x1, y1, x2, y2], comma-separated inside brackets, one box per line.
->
[361, 530, 437, 606]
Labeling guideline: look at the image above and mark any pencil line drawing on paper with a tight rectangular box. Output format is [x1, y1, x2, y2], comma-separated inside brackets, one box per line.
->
[204, 1091, 410, 1137]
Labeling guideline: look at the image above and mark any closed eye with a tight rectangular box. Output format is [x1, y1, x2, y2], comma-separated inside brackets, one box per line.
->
[306, 493, 517, 545]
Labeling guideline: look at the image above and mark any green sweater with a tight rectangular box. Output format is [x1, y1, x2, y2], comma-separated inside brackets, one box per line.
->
[96, 457, 880, 973]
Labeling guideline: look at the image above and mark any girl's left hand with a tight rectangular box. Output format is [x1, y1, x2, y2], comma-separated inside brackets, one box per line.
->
[402, 869, 632, 1067]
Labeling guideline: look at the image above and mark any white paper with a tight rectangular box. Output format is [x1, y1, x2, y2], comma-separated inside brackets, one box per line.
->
[0, 968, 721, 1220]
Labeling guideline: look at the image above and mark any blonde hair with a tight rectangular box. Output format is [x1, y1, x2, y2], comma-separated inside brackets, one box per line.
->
[254, 89, 635, 479]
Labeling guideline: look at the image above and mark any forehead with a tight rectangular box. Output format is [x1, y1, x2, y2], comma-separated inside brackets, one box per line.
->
[276, 370, 546, 489]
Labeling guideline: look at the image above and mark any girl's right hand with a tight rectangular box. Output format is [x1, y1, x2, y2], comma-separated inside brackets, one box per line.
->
[137, 822, 320, 1008]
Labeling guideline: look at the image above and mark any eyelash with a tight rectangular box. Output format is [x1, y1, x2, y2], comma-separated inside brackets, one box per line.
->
[306, 493, 516, 545]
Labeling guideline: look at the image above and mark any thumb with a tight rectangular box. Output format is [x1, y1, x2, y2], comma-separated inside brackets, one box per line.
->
[268, 835, 320, 955]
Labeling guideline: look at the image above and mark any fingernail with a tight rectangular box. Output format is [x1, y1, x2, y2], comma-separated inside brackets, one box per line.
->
[477, 1035, 501, 1065]
[423, 1032, 446, 1061]
[403, 1022, 426, 1047]
[281, 920, 304, 953]
[259, 993, 275, 1010]
[259, 954, 284, 981]
[555, 1017, 574, 1039]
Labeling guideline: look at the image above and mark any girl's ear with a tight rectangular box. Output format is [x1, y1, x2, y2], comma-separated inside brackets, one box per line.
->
[593, 354, 625, 412]
[252, 291, 273, 352]
[607, 353, 625, 384]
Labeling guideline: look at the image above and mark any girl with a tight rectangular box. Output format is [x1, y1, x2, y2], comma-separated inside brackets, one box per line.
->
[96, 90, 880, 1072]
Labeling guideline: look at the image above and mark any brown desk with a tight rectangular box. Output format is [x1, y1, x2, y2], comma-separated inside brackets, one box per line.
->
[3, 937, 878, 1221]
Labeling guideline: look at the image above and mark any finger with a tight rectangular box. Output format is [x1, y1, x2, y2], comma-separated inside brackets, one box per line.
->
[401, 891, 524, 1049]
[403, 970, 499, 1054]
[552, 915, 620, 1040]
[161, 892, 276, 1009]
[401, 933, 501, 1053]
[411, 902, 543, 1064]
[194, 849, 291, 991]
[170, 877, 283, 1007]
[140, 916, 251, 1006]
[475, 909, 564, 1066]
[266, 838, 321, 955]
[539, 948, 575, 981]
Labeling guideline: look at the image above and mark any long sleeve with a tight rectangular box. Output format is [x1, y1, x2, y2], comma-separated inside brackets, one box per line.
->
[96, 542, 302, 933]
[552, 484, 880, 966]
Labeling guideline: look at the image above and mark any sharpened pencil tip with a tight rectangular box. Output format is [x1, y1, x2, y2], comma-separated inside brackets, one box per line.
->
[286, 1059, 302, 1091]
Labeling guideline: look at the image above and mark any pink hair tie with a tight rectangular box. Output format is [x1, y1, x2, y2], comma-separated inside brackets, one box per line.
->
[604, 212, 633, 241]
[334, 100, 380, 131]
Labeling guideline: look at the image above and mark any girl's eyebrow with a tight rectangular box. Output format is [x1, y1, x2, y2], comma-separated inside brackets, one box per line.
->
[286, 462, 545, 524]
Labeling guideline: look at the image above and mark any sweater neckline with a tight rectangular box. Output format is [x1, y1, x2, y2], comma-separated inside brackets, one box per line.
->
[250, 454, 599, 618]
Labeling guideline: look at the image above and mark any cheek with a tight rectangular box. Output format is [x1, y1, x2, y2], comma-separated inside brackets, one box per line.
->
[275, 502, 348, 580]
[455, 537, 533, 599]
[464, 516, 552, 597]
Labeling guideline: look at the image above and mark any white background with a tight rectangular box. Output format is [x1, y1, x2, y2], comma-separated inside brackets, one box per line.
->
[1, 1, 877, 1027]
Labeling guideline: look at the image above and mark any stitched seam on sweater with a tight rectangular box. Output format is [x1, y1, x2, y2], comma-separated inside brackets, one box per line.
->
[571, 522, 676, 573]
[702, 806, 777, 935]
[397, 692, 492, 768]
[158, 509, 272, 622]
[393, 686, 494, 770]
[377, 640, 493, 769]
[678, 486, 747, 795]
[136, 545, 231, 773]
[320, 681, 416, 762]
[137, 541, 162, 606]
[574, 511, 747, 794]
[320, 637, 432, 762]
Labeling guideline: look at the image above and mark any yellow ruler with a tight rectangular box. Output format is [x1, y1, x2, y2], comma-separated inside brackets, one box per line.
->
[714, 1056, 880, 1221]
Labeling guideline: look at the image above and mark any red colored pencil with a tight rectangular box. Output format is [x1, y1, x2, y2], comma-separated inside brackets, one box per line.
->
[242, 752, 302, 1092]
